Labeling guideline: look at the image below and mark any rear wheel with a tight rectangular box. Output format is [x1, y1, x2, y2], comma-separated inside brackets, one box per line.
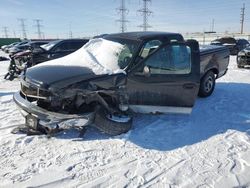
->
[93, 108, 132, 136]
[198, 71, 215, 97]
[237, 64, 244, 68]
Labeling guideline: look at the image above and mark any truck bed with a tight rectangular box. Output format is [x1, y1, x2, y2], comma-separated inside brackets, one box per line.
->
[199, 45, 230, 78]
[199, 45, 229, 55]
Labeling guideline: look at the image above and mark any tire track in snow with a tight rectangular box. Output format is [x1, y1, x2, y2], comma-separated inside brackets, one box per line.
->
[74, 159, 138, 187]
[141, 159, 187, 187]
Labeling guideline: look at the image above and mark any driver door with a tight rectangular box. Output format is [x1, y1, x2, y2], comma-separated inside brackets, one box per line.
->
[126, 40, 200, 114]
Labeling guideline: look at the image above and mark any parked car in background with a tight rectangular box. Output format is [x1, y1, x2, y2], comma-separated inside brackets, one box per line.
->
[93, 34, 109, 38]
[2, 42, 21, 52]
[1, 44, 9, 51]
[8, 41, 50, 55]
[3, 39, 89, 81]
[237, 45, 250, 68]
[5, 41, 30, 53]
[0, 56, 9, 61]
[30, 39, 89, 65]
[1, 45, 7, 50]
[211, 37, 249, 55]
[237, 39, 250, 52]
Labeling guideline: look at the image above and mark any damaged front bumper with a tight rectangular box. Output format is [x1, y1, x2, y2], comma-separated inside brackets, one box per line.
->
[237, 55, 250, 66]
[13, 92, 95, 131]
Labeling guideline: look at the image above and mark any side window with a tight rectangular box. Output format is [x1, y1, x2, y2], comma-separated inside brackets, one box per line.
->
[140, 40, 162, 58]
[53, 42, 69, 52]
[143, 45, 191, 75]
[69, 41, 85, 50]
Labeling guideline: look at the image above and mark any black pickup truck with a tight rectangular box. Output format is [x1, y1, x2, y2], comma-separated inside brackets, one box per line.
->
[13, 32, 229, 136]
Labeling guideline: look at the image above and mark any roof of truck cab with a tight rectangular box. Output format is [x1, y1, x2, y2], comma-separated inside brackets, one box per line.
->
[104, 31, 184, 41]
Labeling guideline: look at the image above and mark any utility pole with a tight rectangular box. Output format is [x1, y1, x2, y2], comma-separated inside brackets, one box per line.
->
[69, 22, 73, 38]
[2, 27, 9, 38]
[18, 18, 27, 39]
[13, 30, 16, 38]
[240, 3, 245, 34]
[211, 19, 215, 32]
[34, 19, 43, 39]
[116, 0, 129, 32]
[137, 0, 153, 31]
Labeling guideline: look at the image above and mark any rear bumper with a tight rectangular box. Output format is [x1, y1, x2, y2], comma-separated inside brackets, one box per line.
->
[13, 92, 95, 129]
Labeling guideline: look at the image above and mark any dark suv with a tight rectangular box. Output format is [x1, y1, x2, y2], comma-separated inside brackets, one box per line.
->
[31, 39, 89, 65]
[8, 41, 50, 55]
[211, 37, 249, 55]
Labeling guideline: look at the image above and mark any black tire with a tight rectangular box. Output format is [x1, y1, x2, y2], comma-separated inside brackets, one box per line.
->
[237, 64, 244, 68]
[198, 71, 215, 98]
[93, 108, 132, 136]
[8, 74, 15, 81]
[4, 72, 9, 80]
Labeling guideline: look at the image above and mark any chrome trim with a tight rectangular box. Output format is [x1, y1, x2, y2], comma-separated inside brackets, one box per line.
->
[20, 89, 48, 100]
[37, 88, 40, 97]
[129, 105, 192, 114]
[20, 82, 49, 100]
[13, 92, 95, 126]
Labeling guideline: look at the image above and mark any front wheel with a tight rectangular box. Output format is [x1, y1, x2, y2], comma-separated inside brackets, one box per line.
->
[237, 64, 244, 68]
[198, 71, 215, 98]
[93, 108, 132, 136]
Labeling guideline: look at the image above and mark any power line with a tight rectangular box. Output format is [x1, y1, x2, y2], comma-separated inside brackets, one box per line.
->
[18, 18, 27, 39]
[34, 19, 43, 39]
[13, 30, 16, 38]
[116, 0, 129, 32]
[137, 0, 153, 31]
[2, 27, 9, 38]
[69, 22, 73, 38]
[212, 19, 215, 32]
[240, 3, 245, 34]
[210, 19, 215, 32]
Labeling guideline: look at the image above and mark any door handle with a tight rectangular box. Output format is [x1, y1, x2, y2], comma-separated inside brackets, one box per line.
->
[183, 83, 195, 89]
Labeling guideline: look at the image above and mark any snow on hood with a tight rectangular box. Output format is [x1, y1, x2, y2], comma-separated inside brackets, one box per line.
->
[34, 38, 126, 75]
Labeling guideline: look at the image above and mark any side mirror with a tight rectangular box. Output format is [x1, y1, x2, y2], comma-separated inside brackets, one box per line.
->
[143, 66, 151, 77]
[132, 65, 151, 77]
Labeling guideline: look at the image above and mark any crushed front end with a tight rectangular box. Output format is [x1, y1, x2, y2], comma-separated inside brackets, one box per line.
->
[237, 50, 250, 67]
[13, 37, 137, 135]
[13, 72, 130, 134]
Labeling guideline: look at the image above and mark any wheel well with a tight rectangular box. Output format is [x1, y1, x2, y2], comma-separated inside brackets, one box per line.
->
[208, 68, 218, 78]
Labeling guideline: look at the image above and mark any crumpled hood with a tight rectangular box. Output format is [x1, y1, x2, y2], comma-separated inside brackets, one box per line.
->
[24, 38, 126, 89]
[24, 65, 99, 89]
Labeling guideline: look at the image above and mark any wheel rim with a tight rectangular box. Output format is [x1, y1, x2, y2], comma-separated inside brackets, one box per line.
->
[107, 114, 131, 123]
[204, 76, 214, 93]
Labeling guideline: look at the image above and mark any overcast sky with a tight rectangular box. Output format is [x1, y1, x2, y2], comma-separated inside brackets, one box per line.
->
[0, 0, 249, 39]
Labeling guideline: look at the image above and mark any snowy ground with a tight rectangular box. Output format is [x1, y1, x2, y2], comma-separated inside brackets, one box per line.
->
[0, 51, 250, 188]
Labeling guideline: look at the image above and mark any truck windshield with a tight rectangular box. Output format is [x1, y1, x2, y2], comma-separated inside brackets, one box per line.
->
[35, 38, 138, 75]
[103, 37, 141, 69]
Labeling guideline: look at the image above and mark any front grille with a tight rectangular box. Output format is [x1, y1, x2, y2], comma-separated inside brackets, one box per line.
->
[21, 83, 50, 100]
